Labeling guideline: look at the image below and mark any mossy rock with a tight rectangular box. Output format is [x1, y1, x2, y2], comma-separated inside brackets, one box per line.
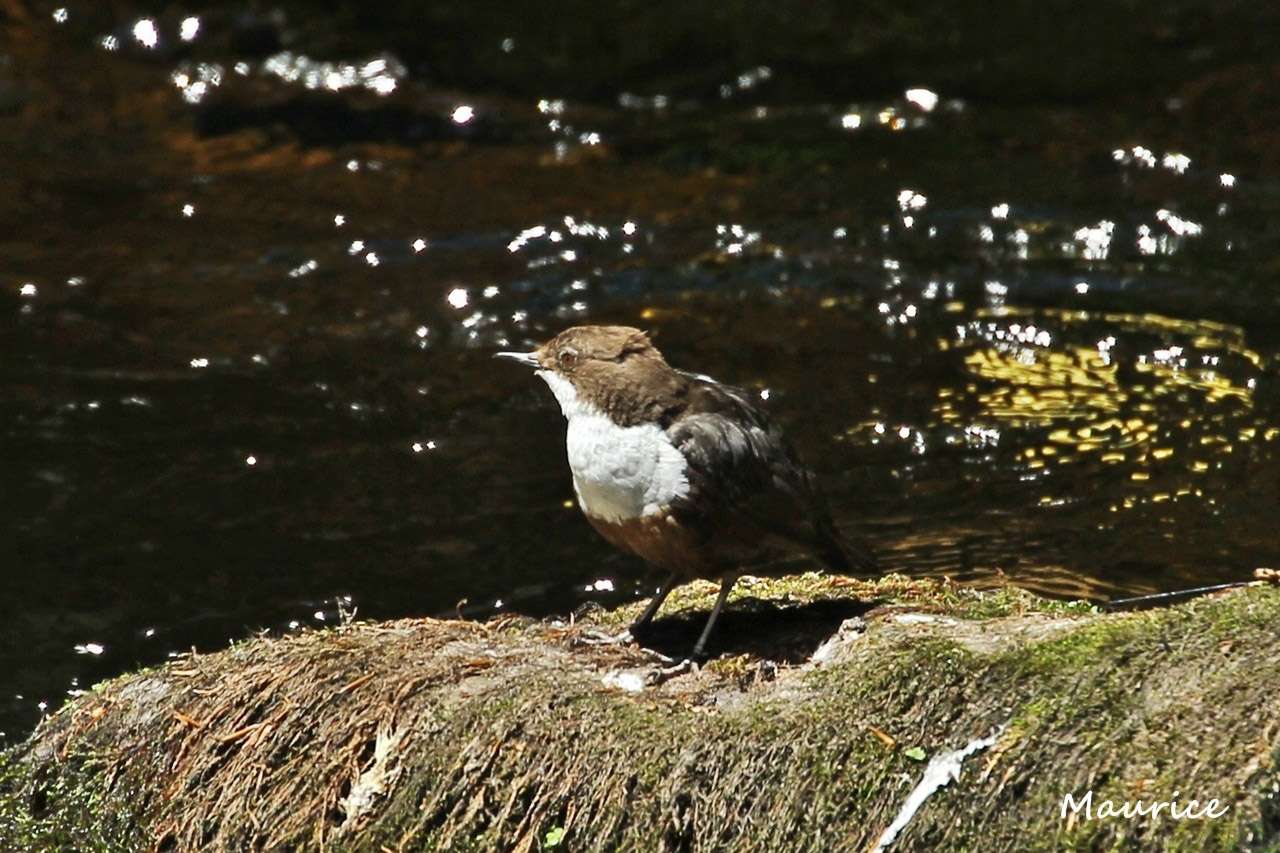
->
[1, 575, 1277, 851]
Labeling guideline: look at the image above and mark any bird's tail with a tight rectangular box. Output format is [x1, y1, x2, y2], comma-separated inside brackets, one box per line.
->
[814, 520, 879, 577]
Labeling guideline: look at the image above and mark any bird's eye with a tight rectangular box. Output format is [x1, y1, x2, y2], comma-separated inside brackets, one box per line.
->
[559, 348, 579, 368]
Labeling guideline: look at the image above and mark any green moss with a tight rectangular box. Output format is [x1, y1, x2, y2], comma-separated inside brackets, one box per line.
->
[4, 583, 1277, 851]
[0, 745, 145, 852]
[598, 571, 1097, 633]
[1015, 612, 1146, 672]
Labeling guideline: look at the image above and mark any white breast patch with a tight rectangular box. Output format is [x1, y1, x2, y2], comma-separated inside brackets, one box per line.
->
[538, 371, 689, 523]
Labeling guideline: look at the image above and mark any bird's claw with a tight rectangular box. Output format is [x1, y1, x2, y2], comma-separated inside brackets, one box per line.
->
[574, 628, 634, 647]
[573, 629, 686, 672]
[645, 658, 697, 686]
[638, 647, 677, 665]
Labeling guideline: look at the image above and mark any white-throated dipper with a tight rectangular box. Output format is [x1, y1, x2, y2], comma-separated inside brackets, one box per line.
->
[498, 325, 875, 657]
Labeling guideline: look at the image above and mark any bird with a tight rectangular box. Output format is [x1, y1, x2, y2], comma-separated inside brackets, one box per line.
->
[497, 325, 875, 658]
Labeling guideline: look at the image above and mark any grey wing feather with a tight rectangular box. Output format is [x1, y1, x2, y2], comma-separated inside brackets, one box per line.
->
[665, 375, 876, 574]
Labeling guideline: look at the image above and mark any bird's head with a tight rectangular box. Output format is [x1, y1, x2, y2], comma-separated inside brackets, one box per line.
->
[496, 325, 677, 422]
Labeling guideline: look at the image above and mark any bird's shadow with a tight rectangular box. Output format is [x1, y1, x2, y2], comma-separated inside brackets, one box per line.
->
[633, 595, 882, 664]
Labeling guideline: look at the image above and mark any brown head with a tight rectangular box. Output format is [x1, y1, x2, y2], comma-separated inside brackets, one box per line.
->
[496, 325, 687, 425]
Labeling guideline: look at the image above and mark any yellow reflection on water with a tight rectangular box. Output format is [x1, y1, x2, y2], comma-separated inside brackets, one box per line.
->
[956, 345, 1122, 425]
[936, 308, 1263, 479]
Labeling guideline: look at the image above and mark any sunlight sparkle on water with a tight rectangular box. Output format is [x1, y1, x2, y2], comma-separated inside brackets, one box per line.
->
[132, 19, 159, 49]
[507, 225, 546, 252]
[618, 92, 669, 111]
[1074, 220, 1115, 260]
[451, 105, 476, 125]
[170, 63, 224, 104]
[288, 259, 318, 278]
[718, 66, 772, 99]
[261, 52, 405, 96]
[1156, 209, 1203, 237]
[180, 17, 201, 42]
[715, 223, 761, 255]
[1162, 153, 1191, 174]
[904, 88, 939, 111]
[447, 288, 469, 309]
[897, 190, 927, 211]
[1130, 146, 1157, 168]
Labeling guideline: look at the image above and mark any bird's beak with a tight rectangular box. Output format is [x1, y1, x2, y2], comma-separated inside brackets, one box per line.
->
[494, 350, 540, 368]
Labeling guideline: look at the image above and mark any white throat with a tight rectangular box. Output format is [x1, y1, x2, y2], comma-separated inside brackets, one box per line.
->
[537, 370, 689, 522]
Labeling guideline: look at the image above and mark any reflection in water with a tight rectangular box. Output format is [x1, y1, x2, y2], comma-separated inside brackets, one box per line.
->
[940, 308, 1264, 525]
[2, 2, 1279, 741]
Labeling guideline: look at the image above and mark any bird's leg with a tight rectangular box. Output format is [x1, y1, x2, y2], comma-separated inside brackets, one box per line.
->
[691, 576, 735, 659]
[577, 573, 681, 648]
[630, 572, 680, 634]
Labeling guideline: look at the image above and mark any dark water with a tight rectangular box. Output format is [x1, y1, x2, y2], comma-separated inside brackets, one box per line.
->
[3, 2, 1279, 739]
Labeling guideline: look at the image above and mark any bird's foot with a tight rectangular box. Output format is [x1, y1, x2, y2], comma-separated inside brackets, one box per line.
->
[602, 657, 698, 693]
[574, 628, 634, 647]
[637, 646, 678, 666]
[645, 657, 696, 686]
[574, 626, 693, 672]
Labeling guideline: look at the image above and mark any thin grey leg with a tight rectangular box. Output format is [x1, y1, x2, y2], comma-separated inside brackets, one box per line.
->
[692, 577, 735, 659]
[631, 572, 680, 632]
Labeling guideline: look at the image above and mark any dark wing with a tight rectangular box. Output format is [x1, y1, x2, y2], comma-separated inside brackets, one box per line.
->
[664, 373, 876, 574]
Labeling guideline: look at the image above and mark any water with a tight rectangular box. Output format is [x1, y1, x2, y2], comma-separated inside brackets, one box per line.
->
[3, 2, 1278, 739]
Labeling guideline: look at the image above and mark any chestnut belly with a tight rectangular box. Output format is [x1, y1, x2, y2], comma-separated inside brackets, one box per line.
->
[584, 510, 724, 579]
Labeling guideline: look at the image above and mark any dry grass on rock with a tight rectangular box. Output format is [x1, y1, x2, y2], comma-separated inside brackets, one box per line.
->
[1, 575, 1278, 851]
